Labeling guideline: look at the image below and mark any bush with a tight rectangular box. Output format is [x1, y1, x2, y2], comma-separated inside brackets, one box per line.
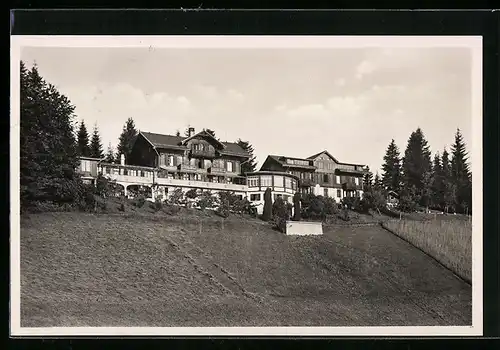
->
[150, 197, 163, 212]
[198, 190, 216, 211]
[185, 188, 198, 200]
[118, 201, 126, 212]
[168, 188, 184, 206]
[163, 204, 181, 215]
[271, 196, 292, 232]
[134, 195, 146, 208]
[301, 193, 326, 221]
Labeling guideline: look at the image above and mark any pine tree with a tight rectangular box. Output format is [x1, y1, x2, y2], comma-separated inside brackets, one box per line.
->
[401, 128, 432, 208]
[204, 128, 218, 139]
[430, 152, 445, 210]
[77, 120, 91, 157]
[236, 139, 257, 174]
[175, 130, 181, 137]
[117, 117, 138, 163]
[90, 123, 104, 159]
[373, 172, 382, 191]
[105, 143, 115, 163]
[450, 129, 472, 214]
[441, 148, 455, 213]
[363, 166, 374, 191]
[381, 139, 402, 193]
[20, 61, 81, 208]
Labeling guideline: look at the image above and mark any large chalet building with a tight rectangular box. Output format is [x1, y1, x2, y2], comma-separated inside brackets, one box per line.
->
[77, 128, 367, 213]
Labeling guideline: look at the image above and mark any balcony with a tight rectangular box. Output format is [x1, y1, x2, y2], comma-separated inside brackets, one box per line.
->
[335, 167, 365, 175]
[342, 182, 358, 191]
[155, 177, 247, 192]
[177, 163, 199, 173]
[208, 166, 226, 176]
[190, 148, 216, 158]
[299, 178, 314, 187]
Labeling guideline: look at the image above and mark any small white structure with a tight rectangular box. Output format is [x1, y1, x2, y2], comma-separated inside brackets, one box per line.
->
[285, 221, 323, 236]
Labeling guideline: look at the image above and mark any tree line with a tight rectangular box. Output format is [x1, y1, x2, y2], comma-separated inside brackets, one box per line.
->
[364, 128, 472, 215]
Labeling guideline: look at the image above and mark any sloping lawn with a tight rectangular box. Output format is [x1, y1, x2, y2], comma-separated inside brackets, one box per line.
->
[383, 216, 472, 283]
[20, 211, 472, 327]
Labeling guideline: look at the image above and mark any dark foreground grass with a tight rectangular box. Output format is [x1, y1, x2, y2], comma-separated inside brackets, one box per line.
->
[20, 211, 472, 327]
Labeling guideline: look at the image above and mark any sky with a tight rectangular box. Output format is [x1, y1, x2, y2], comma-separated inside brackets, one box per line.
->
[21, 46, 473, 174]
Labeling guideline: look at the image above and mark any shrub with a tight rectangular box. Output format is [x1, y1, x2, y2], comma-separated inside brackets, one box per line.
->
[293, 192, 301, 221]
[262, 188, 272, 221]
[215, 199, 230, 218]
[168, 188, 185, 206]
[118, 201, 126, 212]
[163, 204, 181, 215]
[185, 188, 198, 200]
[271, 196, 292, 232]
[134, 195, 146, 208]
[151, 197, 163, 212]
[301, 193, 326, 221]
[198, 190, 216, 211]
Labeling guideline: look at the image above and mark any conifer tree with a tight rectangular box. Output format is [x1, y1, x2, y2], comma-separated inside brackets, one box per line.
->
[363, 166, 374, 191]
[204, 128, 218, 139]
[441, 148, 455, 213]
[381, 139, 402, 193]
[105, 143, 115, 163]
[262, 187, 272, 221]
[90, 123, 104, 159]
[117, 117, 138, 162]
[175, 130, 181, 137]
[77, 120, 91, 157]
[401, 128, 432, 208]
[373, 172, 382, 191]
[236, 139, 257, 174]
[450, 129, 472, 214]
[430, 152, 445, 210]
[20, 61, 81, 208]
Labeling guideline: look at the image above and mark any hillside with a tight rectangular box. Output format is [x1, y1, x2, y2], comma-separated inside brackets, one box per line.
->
[20, 211, 472, 327]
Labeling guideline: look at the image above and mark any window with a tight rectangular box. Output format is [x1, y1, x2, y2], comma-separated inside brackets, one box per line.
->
[247, 176, 259, 187]
[250, 193, 261, 201]
[235, 195, 243, 200]
[140, 171, 145, 177]
[226, 161, 233, 172]
[260, 175, 272, 187]
[177, 156, 183, 165]
[106, 167, 111, 174]
[337, 189, 342, 198]
[336, 175, 341, 184]
[123, 169, 128, 176]
[274, 175, 284, 187]
[168, 155, 174, 166]
[355, 177, 359, 185]
[81, 160, 91, 172]
[324, 188, 328, 197]
[323, 174, 329, 183]
[285, 177, 292, 189]
[292, 180, 297, 191]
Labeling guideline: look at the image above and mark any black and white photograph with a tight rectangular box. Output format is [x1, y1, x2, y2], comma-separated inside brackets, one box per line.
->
[10, 36, 482, 336]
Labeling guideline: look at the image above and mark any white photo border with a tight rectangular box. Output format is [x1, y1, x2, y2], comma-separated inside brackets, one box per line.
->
[10, 35, 483, 337]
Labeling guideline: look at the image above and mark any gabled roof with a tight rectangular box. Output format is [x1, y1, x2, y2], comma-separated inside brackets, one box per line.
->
[308, 150, 366, 167]
[139, 131, 249, 157]
[180, 129, 226, 149]
[263, 155, 316, 169]
[307, 150, 340, 163]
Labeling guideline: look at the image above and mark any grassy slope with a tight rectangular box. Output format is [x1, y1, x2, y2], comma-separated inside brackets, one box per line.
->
[20, 211, 472, 327]
[383, 215, 472, 283]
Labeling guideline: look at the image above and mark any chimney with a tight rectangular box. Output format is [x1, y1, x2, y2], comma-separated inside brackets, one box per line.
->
[188, 127, 195, 137]
[120, 154, 125, 166]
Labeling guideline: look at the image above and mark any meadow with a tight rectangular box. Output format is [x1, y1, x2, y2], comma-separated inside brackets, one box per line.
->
[383, 215, 472, 283]
[19, 208, 472, 327]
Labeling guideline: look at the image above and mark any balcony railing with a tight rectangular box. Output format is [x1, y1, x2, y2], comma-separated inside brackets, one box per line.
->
[335, 167, 365, 175]
[190, 148, 216, 158]
[299, 178, 314, 187]
[342, 182, 359, 191]
[208, 166, 226, 176]
[177, 163, 199, 172]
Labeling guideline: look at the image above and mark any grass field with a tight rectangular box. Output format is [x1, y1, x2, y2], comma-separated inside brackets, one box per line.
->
[383, 215, 472, 283]
[20, 210, 472, 327]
